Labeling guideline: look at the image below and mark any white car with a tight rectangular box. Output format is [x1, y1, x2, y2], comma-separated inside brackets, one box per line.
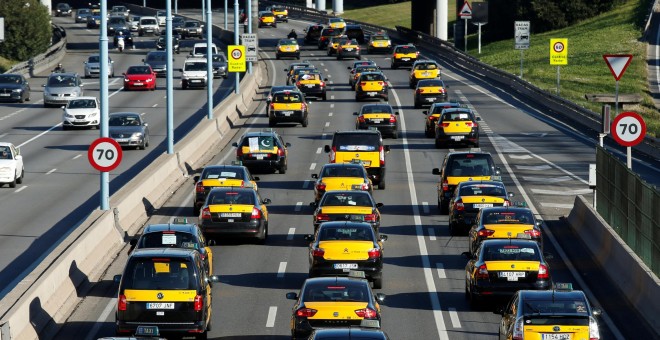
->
[138, 16, 160, 36]
[156, 10, 167, 26]
[180, 57, 208, 89]
[84, 55, 115, 78]
[191, 42, 218, 58]
[0, 142, 24, 188]
[62, 97, 100, 130]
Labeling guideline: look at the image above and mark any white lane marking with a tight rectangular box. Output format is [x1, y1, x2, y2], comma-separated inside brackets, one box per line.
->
[316, 147, 322, 154]
[530, 188, 592, 195]
[140, 112, 146, 116]
[327, 74, 332, 78]
[320, 62, 324, 66]
[489, 136, 528, 153]
[428, 227, 436, 241]
[330, 104, 334, 108]
[448, 308, 461, 328]
[84, 298, 117, 340]
[287, 227, 295, 240]
[509, 154, 533, 160]
[0, 133, 7, 139]
[328, 80, 334, 84]
[266, 306, 277, 327]
[303, 180, 311, 189]
[17, 123, 62, 148]
[152, 103, 158, 107]
[331, 95, 335, 99]
[0, 106, 31, 121]
[436, 263, 446, 279]
[522, 176, 571, 183]
[422, 202, 429, 214]
[324, 122, 330, 127]
[277, 262, 287, 278]
[540, 202, 574, 209]
[309, 163, 316, 170]
[324, 68, 328, 72]
[516, 164, 551, 171]
[72, 154, 82, 160]
[391, 81, 450, 339]
[14, 186, 27, 193]
[295, 202, 303, 212]
[46, 168, 57, 175]
[322, 133, 327, 139]
[328, 112, 333, 117]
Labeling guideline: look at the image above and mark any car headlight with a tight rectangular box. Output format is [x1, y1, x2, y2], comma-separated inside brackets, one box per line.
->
[124, 78, 130, 82]
[44, 91, 51, 96]
[132, 132, 143, 137]
[11, 89, 22, 93]
[182, 73, 189, 80]
[89, 112, 98, 118]
[145, 78, 153, 82]
[64, 113, 74, 118]
[71, 92, 78, 97]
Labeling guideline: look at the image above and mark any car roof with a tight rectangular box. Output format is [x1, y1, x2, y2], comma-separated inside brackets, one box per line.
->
[48, 72, 78, 78]
[334, 130, 382, 136]
[318, 221, 373, 229]
[130, 248, 197, 258]
[519, 289, 587, 301]
[185, 57, 207, 62]
[457, 180, 504, 188]
[322, 163, 365, 169]
[480, 238, 541, 248]
[243, 130, 279, 138]
[304, 275, 369, 285]
[447, 151, 492, 157]
[208, 187, 256, 194]
[323, 190, 371, 196]
[143, 223, 198, 234]
[110, 112, 141, 117]
[69, 96, 97, 101]
[203, 164, 244, 171]
[312, 328, 387, 338]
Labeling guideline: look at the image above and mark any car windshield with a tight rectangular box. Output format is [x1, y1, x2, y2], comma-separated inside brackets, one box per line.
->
[147, 53, 166, 62]
[446, 154, 494, 177]
[47, 75, 77, 87]
[141, 19, 157, 25]
[122, 257, 195, 290]
[185, 62, 207, 71]
[361, 104, 392, 114]
[212, 55, 226, 62]
[202, 168, 243, 180]
[185, 21, 200, 27]
[279, 40, 298, 46]
[67, 99, 96, 109]
[139, 231, 199, 249]
[482, 244, 540, 261]
[157, 11, 167, 16]
[482, 210, 534, 225]
[321, 192, 372, 207]
[0, 75, 22, 84]
[430, 103, 461, 114]
[78, 9, 90, 14]
[302, 281, 369, 302]
[319, 226, 372, 241]
[333, 133, 380, 151]
[173, 17, 185, 24]
[109, 115, 141, 126]
[109, 17, 125, 24]
[459, 184, 506, 197]
[441, 110, 474, 122]
[321, 165, 364, 178]
[207, 191, 255, 205]
[127, 66, 151, 74]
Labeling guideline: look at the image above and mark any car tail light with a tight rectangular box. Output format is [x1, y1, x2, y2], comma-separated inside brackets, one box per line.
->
[367, 248, 380, 259]
[589, 316, 600, 340]
[360, 81, 366, 87]
[240, 180, 245, 188]
[377, 81, 384, 86]
[477, 229, 495, 237]
[118, 294, 127, 311]
[358, 116, 365, 123]
[441, 122, 450, 127]
[199, 252, 206, 261]
[364, 213, 377, 222]
[195, 182, 205, 193]
[416, 89, 424, 94]
[476, 264, 489, 279]
[316, 213, 330, 222]
[320, 36, 327, 41]
[524, 229, 541, 238]
[296, 81, 301, 87]
[251, 207, 261, 219]
[439, 88, 446, 93]
[512, 317, 524, 340]
[301, 103, 307, 111]
[355, 307, 378, 319]
[316, 182, 326, 191]
[537, 264, 549, 279]
[441, 180, 449, 192]
[320, 81, 325, 87]
[465, 122, 474, 127]
[329, 146, 336, 163]
[296, 308, 317, 317]
[194, 295, 203, 311]
[259, 17, 265, 21]
[277, 147, 285, 157]
[389, 114, 396, 123]
[236, 148, 243, 157]
[201, 207, 211, 220]
[356, 46, 361, 50]
[312, 248, 325, 258]
[379, 146, 385, 166]
[415, 51, 420, 56]
[454, 199, 464, 211]
[503, 199, 511, 207]
[269, 103, 275, 111]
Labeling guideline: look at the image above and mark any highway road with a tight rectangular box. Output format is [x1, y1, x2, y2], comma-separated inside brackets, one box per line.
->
[0, 15, 234, 298]
[51, 11, 659, 340]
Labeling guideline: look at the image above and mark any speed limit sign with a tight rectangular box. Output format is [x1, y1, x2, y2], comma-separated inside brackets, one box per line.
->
[88, 137, 123, 172]
[611, 111, 646, 147]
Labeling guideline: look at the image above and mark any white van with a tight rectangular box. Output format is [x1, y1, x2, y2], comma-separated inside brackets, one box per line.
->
[191, 43, 218, 57]
[138, 16, 160, 36]
[180, 57, 208, 89]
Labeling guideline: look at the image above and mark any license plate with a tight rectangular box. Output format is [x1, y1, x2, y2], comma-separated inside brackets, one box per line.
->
[422, 72, 431, 76]
[426, 97, 436, 102]
[346, 48, 353, 51]
[282, 111, 293, 116]
[306, 84, 314, 88]
[146, 303, 174, 309]
[542, 334, 571, 340]
[255, 154, 266, 160]
[115, 138, 129, 142]
[367, 92, 376, 96]
[134, 83, 143, 86]
[221, 212, 241, 217]
[371, 119, 382, 123]
[451, 136, 464, 141]
[499, 272, 525, 281]
[334, 263, 358, 269]
[473, 203, 493, 208]
[0, 94, 10, 97]
[402, 58, 410, 61]
[361, 161, 371, 166]
[75, 119, 87, 122]
[350, 215, 365, 221]
[191, 80, 201, 83]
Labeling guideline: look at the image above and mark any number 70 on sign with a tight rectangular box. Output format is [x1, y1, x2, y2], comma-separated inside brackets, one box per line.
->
[88, 137, 123, 172]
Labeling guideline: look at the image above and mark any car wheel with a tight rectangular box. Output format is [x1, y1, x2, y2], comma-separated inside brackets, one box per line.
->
[18, 95, 25, 103]
[145, 136, 149, 147]
[195, 331, 208, 340]
[182, 83, 188, 90]
[372, 274, 383, 289]
[378, 180, 386, 190]
[279, 162, 287, 174]
[337, 55, 342, 60]
[425, 128, 434, 138]
[448, 221, 458, 236]
[62, 125, 69, 131]
[414, 102, 421, 109]
[392, 130, 398, 139]
[8, 176, 16, 188]
[276, 54, 280, 60]
[16, 168, 24, 184]
[193, 205, 200, 216]
[435, 138, 442, 149]
[301, 117, 308, 127]
[391, 63, 397, 69]
[308, 269, 317, 278]
[322, 93, 327, 100]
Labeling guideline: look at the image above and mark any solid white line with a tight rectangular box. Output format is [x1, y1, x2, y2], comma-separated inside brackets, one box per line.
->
[277, 262, 287, 278]
[324, 68, 328, 72]
[14, 186, 27, 193]
[152, 104, 158, 107]
[287, 227, 295, 240]
[448, 308, 461, 328]
[428, 227, 436, 241]
[316, 147, 322, 154]
[509, 154, 533, 160]
[46, 168, 57, 175]
[85, 298, 117, 340]
[422, 202, 429, 214]
[320, 62, 324, 66]
[72, 154, 82, 160]
[309, 163, 316, 170]
[327, 74, 332, 78]
[17, 123, 62, 148]
[516, 164, 552, 171]
[530, 188, 592, 195]
[540, 202, 575, 209]
[295, 202, 303, 212]
[140, 112, 146, 116]
[266, 306, 277, 327]
[324, 122, 330, 127]
[391, 81, 449, 339]
[303, 180, 311, 189]
[436, 263, 446, 279]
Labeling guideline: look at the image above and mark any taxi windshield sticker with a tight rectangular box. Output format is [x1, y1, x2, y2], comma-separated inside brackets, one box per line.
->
[575, 301, 587, 313]
[248, 137, 260, 152]
[180, 241, 198, 249]
[339, 145, 376, 151]
[162, 234, 176, 245]
[220, 171, 238, 178]
[498, 247, 535, 254]
[459, 113, 469, 119]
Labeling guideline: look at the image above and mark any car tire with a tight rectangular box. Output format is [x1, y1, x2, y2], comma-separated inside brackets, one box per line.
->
[62, 125, 69, 131]
[378, 180, 386, 190]
[322, 93, 327, 101]
[257, 224, 268, 244]
[414, 102, 421, 109]
[195, 331, 208, 340]
[425, 128, 434, 138]
[268, 119, 276, 127]
[276, 54, 280, 60]
[9, 176, 16, 188]
[308, 269, 317, 278]
[392, 130, 398, 139]
[301, 117, 308, 127]
[448, 221, 457, 236]
[372, 274, 383, 289]
[16, 168, 24, 184]
[279, 162, 287, 174]
[182, 82, 188, 90]
[391, 63, 397, 69]
[193, 206, 200, 216]
[337, 55, 342, 60]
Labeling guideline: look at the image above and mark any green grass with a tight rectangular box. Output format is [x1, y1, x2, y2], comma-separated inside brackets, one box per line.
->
[0, 56, 14, 73]
[341, 0, 659, 137]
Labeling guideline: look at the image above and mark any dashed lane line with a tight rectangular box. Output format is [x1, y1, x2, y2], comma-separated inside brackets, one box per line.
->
[448, 308, 462, 328]
[428, 227, 436, 241]
[295, 202, 303, 212]
[436, 263, 446, 279]
[14, 186, 27, 193]
[46, 168, 56, 175]
[422, 202, 429, 214]
[287, 227, 295, 240]
[277, 262, 287, 278]
[266, 306, 277, 327]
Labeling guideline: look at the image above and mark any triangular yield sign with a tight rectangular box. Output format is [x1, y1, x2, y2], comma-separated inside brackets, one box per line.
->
[603, 54, 633, 81]
[459, 1, 472, 17]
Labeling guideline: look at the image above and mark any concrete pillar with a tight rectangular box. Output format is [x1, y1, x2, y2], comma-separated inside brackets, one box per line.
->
[332, 0, 343, 15]
[306, 0, 314, 8]
[437, 0, 448, 40]
[316, 0, 326, 12]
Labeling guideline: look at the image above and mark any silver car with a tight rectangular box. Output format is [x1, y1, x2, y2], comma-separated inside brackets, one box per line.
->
[75, 8, 91, 23]
[62, 97, 100, 130]
[84, 55, 115, 78]
[42, 73, 84, 108]
[109, 112, 150, 149]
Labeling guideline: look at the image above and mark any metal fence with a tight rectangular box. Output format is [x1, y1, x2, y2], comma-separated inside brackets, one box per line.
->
[596, 146, 660, 276]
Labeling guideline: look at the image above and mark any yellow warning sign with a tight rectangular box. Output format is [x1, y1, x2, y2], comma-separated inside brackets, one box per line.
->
[550, 38, 568, 65]
[228, 45, 246, 72]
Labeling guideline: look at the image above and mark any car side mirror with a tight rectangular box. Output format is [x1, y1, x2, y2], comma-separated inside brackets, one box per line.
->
[592, 308, 602, 317]
[347, 66, 351, 69]
[396, 112, 401, 115]
[353, 112, 358, 116]
[231, 142, 238, 147]
[375, 293, 385, 303]
[129, 239, 137, 246]
[432, 168, 440, 175]
[42, 84, 46, 87]
[461, 251, 473, 259]
[495, 167, 501, 175]
[476, 116, 482, 121]
[143, 123, 148, 127]
[84, 61, 87, 64]
[304, 234, 313, 241]
[80, 83, 84, 87]
[262, 198, 271, 205]
[324, 78, 328, 81]
[311, 174, 318, 179]
[285, 142, 291, 147]
[376, 203, 384, 208]
[384, 145, 390, 152]
[286, 292, 298, 300]
[122, 72, 126, 76]
[508, 192, 515, 198]
[379, 234, 388, 242]
[543, 252, 554, 260]
[208, 275, 220, 283]
[193, 175, 200, 182]
[493, 306, 504, 315]
[113, 275, 122, 283]
[253, 177, 260, 181]
[178, 68, 183, 72]
[61, 106, 66, 110]
[535, 220, 543, 227]
[309, 202, 317, 207]
[284, 68, 288, 71]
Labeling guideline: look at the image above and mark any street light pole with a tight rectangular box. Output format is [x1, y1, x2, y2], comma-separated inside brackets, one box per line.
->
[166, 0, 174, 154]
[206, 0, 213, 119]
[99, 0, 109, 210]
[234, 0, 239, 94]
[246, 0, 252, 74]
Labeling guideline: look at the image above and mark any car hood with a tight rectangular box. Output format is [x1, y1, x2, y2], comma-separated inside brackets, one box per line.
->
[0, 84, 24, 90]
[0, 159, 17, 167]
[86, 62, 101, 68]
[126, 74, 153, 80]
[46, 87, 81, 95]
[146, 61, 167, 68]
[109, 126, 143, 134]
[212, 61, 227, 68]
[65, 108, 98, 115]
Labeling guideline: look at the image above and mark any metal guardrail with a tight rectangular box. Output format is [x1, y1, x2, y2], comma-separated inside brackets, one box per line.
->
[4, 30, 67, 77]
[596, 146, 660, 276]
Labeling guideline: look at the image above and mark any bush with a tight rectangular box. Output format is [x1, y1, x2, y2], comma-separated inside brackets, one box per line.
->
[0, 0, 51, 62]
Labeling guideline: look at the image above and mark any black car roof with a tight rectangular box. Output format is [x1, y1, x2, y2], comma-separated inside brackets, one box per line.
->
[143, 223, 198, 234]
[334, 130, 382, 136]
[519, 290, 587, 301]
[312, 328, 387, 338]
[304, 276, 369, 285]
[481, 206, 531, 213]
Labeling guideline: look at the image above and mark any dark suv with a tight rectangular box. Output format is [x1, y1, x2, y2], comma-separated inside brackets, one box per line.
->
[344, 24, 366, 44]
[304, 24, 324, 45]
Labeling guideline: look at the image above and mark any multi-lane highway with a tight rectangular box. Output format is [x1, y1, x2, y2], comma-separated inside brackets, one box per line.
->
[47, 10, 660, 339]
[0, 15, 234, 298]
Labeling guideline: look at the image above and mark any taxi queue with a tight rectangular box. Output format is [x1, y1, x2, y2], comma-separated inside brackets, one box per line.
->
[111, 9, 603, 340]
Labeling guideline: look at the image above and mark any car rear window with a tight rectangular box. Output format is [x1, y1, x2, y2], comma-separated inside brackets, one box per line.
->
[361, 104, 392, 114]
[321, 28, 342, 37]
[273, 92, 302, 103]
[302, 281, 369, 302]
[396, 46, 417, 53]
[483, 244, 540, 261]
[139, 232, 200, 250]
[319, 226, 372, 241]
[122, 257, 195, 290]
[441, 110, 474, 122]
[207, 190, 255, 205]
[333, 133, 381, 151]
[483, 210, 534, 224]
[372, 35, 389, 41]
[321, 165, 364, 178]
[359, 73, 385, 82]
[459, 184, 506, 196]
[202, 168, 242, 180]
[446, 154, 494, 177]
[430, 103, 461, 114]
[418, 79, 444, 87]
[321, 192, 372, 207]
[523, 300, 591, 317]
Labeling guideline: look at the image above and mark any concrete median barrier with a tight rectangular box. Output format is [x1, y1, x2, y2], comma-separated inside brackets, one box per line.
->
[567, 195, 660, 334]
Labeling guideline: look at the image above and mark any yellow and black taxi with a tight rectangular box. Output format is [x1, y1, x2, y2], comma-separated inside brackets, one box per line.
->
[268, 89, 309, 127]
[276, 38, 301, 60]
[367, 32, 392, 54]
[114, 248, 219, 338]
[328, 17, 347, 29]
[349, 64, 379, 89]
[258, 10, 277, 28]
[303, 24, 324, 45]
[432, 151, 501, 213]
[192, 163, 259, 215]
[463, 239, 552, 306]
[337, 38, 361, 60]
[266, 85, 299, 115]
[295, 72, 328, 100]
[347, 60, 377, 84]
[327, 35, 349, 56]
[390, 44, 419, 69]
[354, 103, 400, 139]
[325, 130, 390, 189]
[270, 5, 288, 22]
[318, 27, 344, 49]
[286, 272, 385, 339]
[306, 222, 387, 288]
[309, 320, 390, 340]
[409, 59, 441, 88]
[496, 283, 602, 340]
[433, 107, 480, 148]
[311, 190, 383, 232]
[284, 61, 314, 85]
[129, 221, 214, 275]
[447, 180, 513, 236]
[198, 187, 271, 243]
[232, 130, 291, 173]
[312, 162, 373, 202]
[288, 66, 318, 86]
[422, 101, 464, 137]
[413, 78, 448, 109]
[355, 71, 389, 102]
[469, 206, 543, 256]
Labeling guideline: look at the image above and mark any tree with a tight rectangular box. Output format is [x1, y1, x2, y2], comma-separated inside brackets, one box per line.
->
[0, 0, 51, 61]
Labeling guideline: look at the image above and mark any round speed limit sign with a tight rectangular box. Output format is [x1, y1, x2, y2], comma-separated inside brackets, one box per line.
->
[88, 137, 123, 172]
[231, 48, 242, 60]
[553, 41, 564, 53]
[611, 111, 646, 147]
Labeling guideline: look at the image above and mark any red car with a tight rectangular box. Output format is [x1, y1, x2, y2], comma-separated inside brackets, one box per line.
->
[123, 65, 156, 91]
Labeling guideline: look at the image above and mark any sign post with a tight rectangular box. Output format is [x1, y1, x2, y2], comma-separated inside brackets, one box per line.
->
[241, 33, 258, 62]
[550, 38, 568, 95]
[88, 138, 123, 209]
[603, 54, 633, 116]
[0, 17, 5, 42]
[458, 1, 472, 52]
[515, 21, 530, 78]
[611, 111, 646, 169]
[228, 44, 245, 94]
